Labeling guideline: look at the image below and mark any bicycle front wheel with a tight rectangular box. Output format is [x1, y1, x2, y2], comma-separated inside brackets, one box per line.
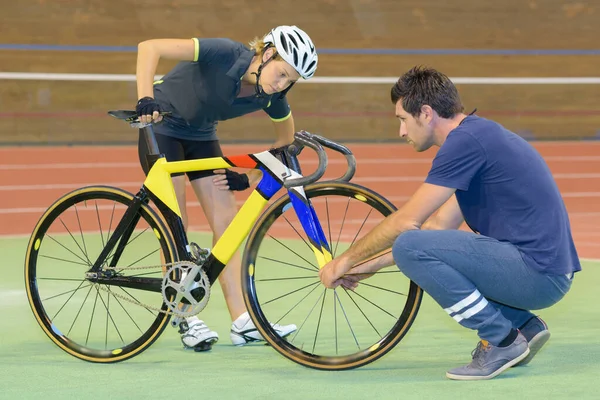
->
[25, 186, 178, 362]
[242, 182, 423, 370]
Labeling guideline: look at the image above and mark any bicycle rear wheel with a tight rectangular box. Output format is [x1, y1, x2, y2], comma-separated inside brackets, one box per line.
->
[25, 186, 177, 362]
[242, 182, 423, 370]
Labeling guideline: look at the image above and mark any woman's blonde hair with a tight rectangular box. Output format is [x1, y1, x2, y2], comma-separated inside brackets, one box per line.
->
[249, 36, 282, 60]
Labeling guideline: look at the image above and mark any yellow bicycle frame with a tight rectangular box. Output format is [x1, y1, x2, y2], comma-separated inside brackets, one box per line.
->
[142, 151, 333, 271]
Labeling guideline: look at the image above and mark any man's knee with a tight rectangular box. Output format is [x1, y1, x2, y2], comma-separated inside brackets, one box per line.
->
[392, 230, 425, 273]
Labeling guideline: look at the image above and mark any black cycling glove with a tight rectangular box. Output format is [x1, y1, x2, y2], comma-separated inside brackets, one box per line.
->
[136, 97, 161, 117]
[224, 170, 250, 191]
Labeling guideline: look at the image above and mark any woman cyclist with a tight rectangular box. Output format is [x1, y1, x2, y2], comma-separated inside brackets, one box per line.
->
[134, 25, 318, 351]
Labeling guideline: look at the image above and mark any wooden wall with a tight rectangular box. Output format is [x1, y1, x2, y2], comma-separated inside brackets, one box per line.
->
[1, 0, 599, 144]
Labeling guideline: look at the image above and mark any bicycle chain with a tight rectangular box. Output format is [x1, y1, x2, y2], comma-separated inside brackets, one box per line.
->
[93, 261, 207, 318]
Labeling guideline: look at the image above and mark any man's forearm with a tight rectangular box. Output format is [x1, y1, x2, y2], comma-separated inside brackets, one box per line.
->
[340, 211, 418, 268]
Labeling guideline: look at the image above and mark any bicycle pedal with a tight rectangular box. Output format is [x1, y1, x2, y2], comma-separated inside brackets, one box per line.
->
[177, 320, 189, 334]
[189, 242, 211, 265]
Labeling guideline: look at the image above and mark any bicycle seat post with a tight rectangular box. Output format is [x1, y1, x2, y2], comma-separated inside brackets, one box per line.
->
[141, 125, 164, 171]
[142, 125, 160, 155]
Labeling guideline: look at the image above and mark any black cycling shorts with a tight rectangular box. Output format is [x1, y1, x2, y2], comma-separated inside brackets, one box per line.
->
[138, 131, 223, 181]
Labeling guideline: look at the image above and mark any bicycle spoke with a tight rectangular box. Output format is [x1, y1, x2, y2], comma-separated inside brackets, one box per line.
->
[265, 235, 319, 271]
[58, 217, 92, 266]
[345, 288, 398, 319]
[123, 227, 150, 249]
[51, 280, 88, 320]
[333, 197, 350, 257]
[334, 290, 338, 354]
[291, 287, 326, 343]
[45, 233, 90, 266]
[74, 204, 91, 264]
[42, 283, 93, 302]
[123, 248, 161, 269]
[39, 254, 90, 267]
[355, 281, 408, 296]
[102, 203, 118, 268]
[336, 288, 361, 349]
[258, 255, 318, 274]
[312, 289, 327, 353]
[38, 277, 89, 282]
[95, 287, 124, 345]
[118, 287, 162, 315]
[105, 294, 110, 348]
[273, 282, 322, 325]
[348, 208, 372, 248]
[341, 287, 381, 337]
[325, 198, 334, 253]
[95, 201, 105, 249]
[257, 275, 317, 282]
[86, 288, 101, 345]
[106, 287, 145, 333]
[104, 227, 151, 270]
[106, 202, 116, 248]
[282, 215, 313, 253]
[67, 285, 95, 336]
[261, 280, 321, 306]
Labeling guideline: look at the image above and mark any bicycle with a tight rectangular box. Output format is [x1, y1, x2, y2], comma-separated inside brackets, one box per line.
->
[24, 110, 423, 370]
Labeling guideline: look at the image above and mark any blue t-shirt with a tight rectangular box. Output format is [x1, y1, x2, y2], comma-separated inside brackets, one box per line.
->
[425, 115, 580, 276]
[153, 38, 291, 141]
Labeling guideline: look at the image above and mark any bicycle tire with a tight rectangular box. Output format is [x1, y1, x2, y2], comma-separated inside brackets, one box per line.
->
[25, 186, 177, 362]
[242, 181, 423, 370]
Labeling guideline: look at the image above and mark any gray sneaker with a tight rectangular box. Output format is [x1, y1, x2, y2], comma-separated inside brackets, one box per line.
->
[515, 316, 550, 366]
[446, 333, 530, 380]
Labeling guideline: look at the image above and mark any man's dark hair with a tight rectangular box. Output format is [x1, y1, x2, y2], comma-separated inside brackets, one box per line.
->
[390, 66, 464, 118]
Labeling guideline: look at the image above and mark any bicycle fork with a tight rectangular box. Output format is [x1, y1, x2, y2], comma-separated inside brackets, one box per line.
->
[288, 188, 333, 268]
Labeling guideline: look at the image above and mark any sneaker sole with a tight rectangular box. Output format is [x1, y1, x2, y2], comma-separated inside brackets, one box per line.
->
[182, 337, 219, 352]
[445, 347, 531, 381]
[230, 329, 296, 346]
[515, 330, 550, 367]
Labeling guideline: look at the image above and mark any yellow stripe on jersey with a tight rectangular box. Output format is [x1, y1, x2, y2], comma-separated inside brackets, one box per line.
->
[270, 111, 292, 123]
[192, 38, 200, 62]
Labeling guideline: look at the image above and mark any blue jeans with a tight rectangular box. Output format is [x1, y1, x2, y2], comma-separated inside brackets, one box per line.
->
[392, 230, 573, 345]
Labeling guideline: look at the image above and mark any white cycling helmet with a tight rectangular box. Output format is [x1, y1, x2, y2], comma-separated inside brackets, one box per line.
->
[263, 25, 318, 79]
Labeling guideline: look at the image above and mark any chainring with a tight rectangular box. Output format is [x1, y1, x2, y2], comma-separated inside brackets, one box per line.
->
[161, 261, 210, 317]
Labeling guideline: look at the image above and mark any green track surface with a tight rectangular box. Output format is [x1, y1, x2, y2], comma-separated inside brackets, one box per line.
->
[1, 233, 598, 399]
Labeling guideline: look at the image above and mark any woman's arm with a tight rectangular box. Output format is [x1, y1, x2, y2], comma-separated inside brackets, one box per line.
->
[271, 114, 295, 148]
[245, 114, 295, 185]
[136, 39, 198, 123]
[136, 39, 197, 98]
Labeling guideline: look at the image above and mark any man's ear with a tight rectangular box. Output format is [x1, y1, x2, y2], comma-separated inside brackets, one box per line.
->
[421, 105, 434, 122]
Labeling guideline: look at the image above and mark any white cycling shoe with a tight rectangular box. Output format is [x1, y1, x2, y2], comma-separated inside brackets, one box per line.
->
[230, 312, 297, 346]
[179, 316, 219, 352]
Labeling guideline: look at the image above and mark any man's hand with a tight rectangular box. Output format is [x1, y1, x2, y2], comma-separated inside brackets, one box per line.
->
[319, 252, 394, 290]
[319, 257, 358, 290]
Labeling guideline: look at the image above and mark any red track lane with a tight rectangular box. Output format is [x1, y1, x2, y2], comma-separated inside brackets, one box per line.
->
[1, 142, 599, 258]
